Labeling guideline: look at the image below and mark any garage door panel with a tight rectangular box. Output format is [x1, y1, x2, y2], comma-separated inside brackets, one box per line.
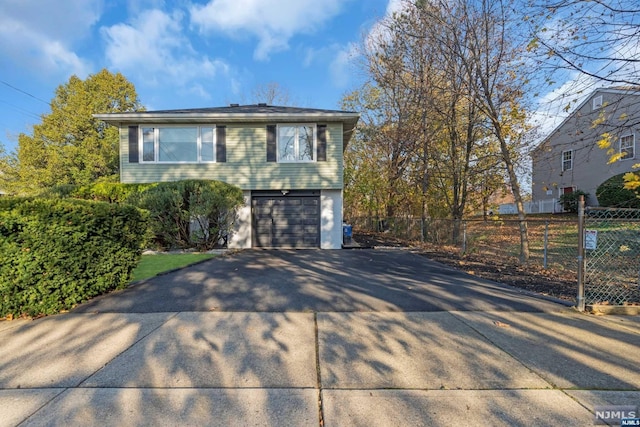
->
[252, 193, 320, 248]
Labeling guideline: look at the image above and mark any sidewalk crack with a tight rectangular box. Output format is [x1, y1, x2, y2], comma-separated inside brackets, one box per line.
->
[314, 312, 325, 427]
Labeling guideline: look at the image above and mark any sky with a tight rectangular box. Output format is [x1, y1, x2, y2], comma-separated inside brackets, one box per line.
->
[0, 0, 400, 153]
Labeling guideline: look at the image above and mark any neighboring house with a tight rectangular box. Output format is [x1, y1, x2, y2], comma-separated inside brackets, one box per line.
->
[531, 87, 639, 211]
[95, 104, 359, 249]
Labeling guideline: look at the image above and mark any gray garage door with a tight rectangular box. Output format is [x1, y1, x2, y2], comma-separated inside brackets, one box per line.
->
[252, 190, 320, 248]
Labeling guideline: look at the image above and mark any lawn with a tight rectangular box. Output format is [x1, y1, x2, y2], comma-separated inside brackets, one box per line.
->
[131, 253, 216, 282]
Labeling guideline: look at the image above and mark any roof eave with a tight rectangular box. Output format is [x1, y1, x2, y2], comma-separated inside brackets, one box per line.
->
[93, 112, 360, 124]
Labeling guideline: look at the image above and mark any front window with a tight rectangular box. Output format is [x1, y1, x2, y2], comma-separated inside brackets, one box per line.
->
[278, 125, 316, 162]
[562, 150, 573, 171]
[620, 134, 635, 160]
[141, 126, 215, 163]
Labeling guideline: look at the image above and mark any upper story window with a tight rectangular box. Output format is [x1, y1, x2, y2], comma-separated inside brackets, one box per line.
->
[592, 95, 603, 110]
[278, 124, 316, 162]
[620, 134, 635, 160]
[562, 150, 573, 171]
[141, 126, 215, 163]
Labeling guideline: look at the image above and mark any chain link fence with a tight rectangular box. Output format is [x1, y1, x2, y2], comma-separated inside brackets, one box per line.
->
[582, 207, 640, 306]
[350, 216, 578, 273]
[352, 211, 640, 308]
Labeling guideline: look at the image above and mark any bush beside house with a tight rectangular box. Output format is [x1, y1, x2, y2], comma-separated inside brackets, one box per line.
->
[43, 180, 244, 250]
[596, 173, 640, 208]
[0, 198, 149, 318]
[134, 180, 244, 250]
[1, 180, 242, 318]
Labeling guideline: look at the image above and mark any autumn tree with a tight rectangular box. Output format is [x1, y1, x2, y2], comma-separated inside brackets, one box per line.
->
[424, 0, 533, 262]
[0, 69, 143, 194]
[344, 0, 531, 251]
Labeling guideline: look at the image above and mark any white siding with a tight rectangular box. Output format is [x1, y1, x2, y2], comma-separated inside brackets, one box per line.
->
[229, 191, 252, 249]
[321, 189, 343, 249]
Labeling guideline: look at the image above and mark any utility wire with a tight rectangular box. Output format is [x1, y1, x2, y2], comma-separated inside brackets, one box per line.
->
[0, 80, 51, 106]
[0, 99, 41, 120]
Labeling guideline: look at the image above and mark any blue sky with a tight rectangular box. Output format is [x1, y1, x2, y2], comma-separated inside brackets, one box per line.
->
[0, 0, 399, 153]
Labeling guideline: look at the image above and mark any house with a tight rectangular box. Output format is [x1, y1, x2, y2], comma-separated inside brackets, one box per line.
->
[94, 104, 359, 249]
[531, 87, 639, 211]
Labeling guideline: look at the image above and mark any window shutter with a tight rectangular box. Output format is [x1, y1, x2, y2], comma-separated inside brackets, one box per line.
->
[128, 126, 139, 163]
[317, 124, 327, 162]
[266, 125, 277, 162]
[216, 126, 226, 162]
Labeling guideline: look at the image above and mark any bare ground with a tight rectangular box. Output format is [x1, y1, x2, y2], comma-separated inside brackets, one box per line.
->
[353, 231, 577, 303]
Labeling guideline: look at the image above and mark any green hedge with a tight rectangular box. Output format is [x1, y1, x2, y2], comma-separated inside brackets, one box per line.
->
[0, 198, 149, 318]
[596, 173, 640, 208]
[40, 182, 153, 204]
[41, 180, 244, 250]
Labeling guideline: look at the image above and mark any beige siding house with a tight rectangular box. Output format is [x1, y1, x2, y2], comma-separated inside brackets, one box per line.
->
[531, 88, 639, 211]
[95, 104, 359, 249]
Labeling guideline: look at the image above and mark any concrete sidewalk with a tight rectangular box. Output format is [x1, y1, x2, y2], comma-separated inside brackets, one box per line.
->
[1, 309, 639, 426]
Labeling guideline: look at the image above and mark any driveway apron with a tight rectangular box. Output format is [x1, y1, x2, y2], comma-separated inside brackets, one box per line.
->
[1, 249, 638, 427]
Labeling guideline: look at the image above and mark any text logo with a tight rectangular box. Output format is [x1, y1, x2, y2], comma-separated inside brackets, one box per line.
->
[594, 406, 638, 425]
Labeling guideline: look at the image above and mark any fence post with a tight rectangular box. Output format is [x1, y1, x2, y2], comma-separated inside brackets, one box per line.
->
[576, 195, 586, 312]
[462, 221, 467, 254]
[543, 220, 549, 269]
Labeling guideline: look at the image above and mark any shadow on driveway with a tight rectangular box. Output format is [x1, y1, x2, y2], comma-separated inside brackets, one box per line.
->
[74, 249, 569, 313]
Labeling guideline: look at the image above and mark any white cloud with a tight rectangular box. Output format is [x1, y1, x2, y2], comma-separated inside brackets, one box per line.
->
[0, 0, 99, 77]
[330, 43, 359, 88]
[363, 0, 409, 55]
[531, 73, 599, 141]
[101, 9, 230, 93]
[189, 0, 351, 60]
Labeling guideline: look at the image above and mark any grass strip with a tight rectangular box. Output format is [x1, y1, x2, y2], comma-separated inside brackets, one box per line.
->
[131, 253, 216, 282]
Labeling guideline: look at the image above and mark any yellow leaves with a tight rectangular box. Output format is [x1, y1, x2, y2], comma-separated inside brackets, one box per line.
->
[623, 172, 640, 191]
[608, 152, 623, 164]
[493, 321, 511, 328]
[591, 110, 608, 128]
[596, 133, 611, 149]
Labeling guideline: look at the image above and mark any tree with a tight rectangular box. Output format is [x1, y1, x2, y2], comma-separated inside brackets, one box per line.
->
[527, 0, 640, 193]
[251, 82, 293, 105]
[435, 0, 533, 262]
[233, 81, 297, 106]
[344, 0, 533, 256]
[527, 0, 640, 88]
[0, 69, 143, 194]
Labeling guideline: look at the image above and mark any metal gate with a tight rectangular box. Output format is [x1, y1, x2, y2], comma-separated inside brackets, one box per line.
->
[578, 202, 640, 308]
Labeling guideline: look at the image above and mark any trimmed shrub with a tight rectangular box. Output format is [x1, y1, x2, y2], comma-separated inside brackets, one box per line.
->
[596, 173, 640, 208]
[0, 198, 149, 318]
[38, 179, 244, 250]
[136, 180, 244, 250]
[41, 182, 153, 204]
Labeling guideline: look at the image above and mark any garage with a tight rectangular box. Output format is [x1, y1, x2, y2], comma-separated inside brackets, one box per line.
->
[251, 190, 321, 248]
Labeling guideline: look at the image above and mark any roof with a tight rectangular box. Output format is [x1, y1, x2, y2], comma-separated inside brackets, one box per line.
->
[143, 104, 357, 115]
[94, 103, 360, 142]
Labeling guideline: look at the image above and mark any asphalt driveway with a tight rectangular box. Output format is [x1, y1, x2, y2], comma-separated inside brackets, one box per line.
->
[74, 249, 569, 313]
[7, 249, 640, 426]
